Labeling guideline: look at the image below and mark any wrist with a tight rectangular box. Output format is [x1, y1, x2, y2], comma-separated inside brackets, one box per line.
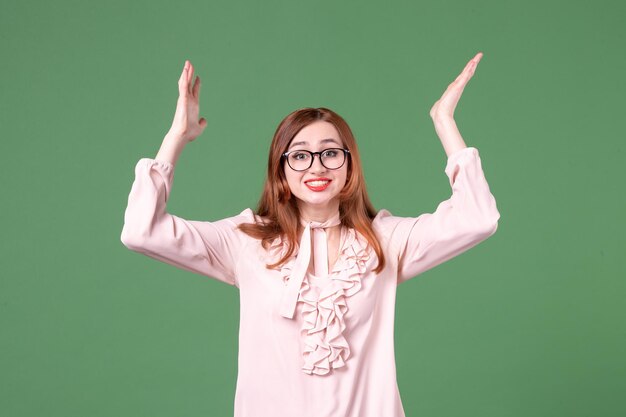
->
[431, 114, 455, 125]
[164, 130, 189, 144]
[156, 133, 187, 165]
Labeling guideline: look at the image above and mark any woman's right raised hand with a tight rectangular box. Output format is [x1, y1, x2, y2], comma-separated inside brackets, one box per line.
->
[166, 60, 207, 144]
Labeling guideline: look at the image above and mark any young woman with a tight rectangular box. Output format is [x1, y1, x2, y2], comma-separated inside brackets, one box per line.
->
[121, 52, 500, 417]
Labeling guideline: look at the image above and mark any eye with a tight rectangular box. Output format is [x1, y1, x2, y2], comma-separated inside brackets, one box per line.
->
[322, 149, 338, 157]
[291, 152, 310, 161]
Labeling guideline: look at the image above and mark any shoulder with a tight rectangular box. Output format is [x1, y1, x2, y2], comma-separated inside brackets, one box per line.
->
[372, 208, 426, 252]
[233, 207, 261, 222]
[209, 208, 265, 238]
[372, 208, 398, 229]
[224, 208, 268, 226]
[372, 209, 420, 233]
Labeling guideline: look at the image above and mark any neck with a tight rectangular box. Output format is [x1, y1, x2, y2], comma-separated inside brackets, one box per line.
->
[298, 202, 341, 224]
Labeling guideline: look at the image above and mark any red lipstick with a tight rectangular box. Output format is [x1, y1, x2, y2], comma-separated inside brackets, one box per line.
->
[305, 178, 332, 191]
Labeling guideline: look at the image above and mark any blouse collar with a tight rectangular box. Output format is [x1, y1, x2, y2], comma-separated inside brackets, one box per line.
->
[279, 211, 342, 319]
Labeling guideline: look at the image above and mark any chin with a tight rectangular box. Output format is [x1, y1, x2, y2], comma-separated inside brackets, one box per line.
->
[299, 198, 329, 205]
[297, 195, 340, 208]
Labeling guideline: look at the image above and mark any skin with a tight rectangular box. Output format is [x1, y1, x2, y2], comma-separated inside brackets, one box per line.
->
[154, 53, 484, 270]
[429, 52, 483, 157]
[282, 121, 348, 271]
[156, 52, 482, 165]
[283, 121, 348, 223]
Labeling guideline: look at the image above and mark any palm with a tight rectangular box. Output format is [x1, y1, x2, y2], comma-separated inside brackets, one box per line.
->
[168, 60, 207, 142]
[430, 52, 482, 120]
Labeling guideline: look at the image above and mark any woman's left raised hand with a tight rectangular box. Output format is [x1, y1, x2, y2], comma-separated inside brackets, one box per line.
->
[429, 52, 482, 120]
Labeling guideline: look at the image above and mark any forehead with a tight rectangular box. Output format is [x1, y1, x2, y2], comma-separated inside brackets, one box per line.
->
[288, 121, 342, 150]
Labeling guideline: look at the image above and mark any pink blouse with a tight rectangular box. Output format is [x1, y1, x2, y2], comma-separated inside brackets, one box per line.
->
[120, 146, 500, 417]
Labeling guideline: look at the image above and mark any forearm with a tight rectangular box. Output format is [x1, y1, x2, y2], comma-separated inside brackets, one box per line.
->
[155, 132, 187, 166]
[432, 116, 468, 158]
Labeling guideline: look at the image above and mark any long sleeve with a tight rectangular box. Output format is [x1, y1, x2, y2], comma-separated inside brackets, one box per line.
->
[120, 158, 252, 287]
[375, 146, 500, 285]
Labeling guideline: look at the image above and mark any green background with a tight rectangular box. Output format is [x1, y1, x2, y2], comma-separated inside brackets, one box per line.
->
[1, 0, 624, 416]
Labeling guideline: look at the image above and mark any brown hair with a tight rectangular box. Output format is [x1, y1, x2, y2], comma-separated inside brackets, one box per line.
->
[237, 107, 385, 273]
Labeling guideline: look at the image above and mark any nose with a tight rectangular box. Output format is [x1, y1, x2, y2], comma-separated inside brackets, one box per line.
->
[309, 153, 327, 173]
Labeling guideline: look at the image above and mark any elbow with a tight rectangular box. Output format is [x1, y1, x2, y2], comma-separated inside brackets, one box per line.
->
[120, 226, 147, 251]
[477, 210, 500, 237]
[490, 208, 501, 234]
[484, 218, 499, 237]
[478, 193, 501, 237]
[465, 210, 499, 240]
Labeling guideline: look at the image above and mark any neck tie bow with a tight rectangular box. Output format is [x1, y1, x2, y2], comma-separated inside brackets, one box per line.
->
[279, 212, 342, 319]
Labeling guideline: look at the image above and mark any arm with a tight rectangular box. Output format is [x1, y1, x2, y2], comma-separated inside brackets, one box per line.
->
[120, 60, 246, 286]
[155, 59, 207, 166]
[389, 146, 500, 284]
[430, 52, 483, 158]
[382, 53, 499, 283]
[120, 156, 249, 287]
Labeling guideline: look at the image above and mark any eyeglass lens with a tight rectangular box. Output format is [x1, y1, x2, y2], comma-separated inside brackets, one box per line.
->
[287, 148, 346, 171]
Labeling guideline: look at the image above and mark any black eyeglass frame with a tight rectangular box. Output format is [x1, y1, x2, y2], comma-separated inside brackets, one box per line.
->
[282, 148, 351, 171]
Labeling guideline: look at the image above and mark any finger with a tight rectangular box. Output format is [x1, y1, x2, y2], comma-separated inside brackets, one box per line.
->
[179, 60, 188, 81]
[188, 62, 195, 95]
[453, 56, 479, 85]
[463, 58, 474, 72]
[467, 52, 483, 74]
[460, 58, 477, 78]
[451, 70, 470, 89]
[179, 60, 189, 95]
[466, 52, 482, 67]
[192, 75, 201, 98]
[460, 53, 482, 76]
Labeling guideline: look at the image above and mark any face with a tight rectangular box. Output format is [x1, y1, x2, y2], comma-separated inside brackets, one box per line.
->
[283, 121, 348, 214]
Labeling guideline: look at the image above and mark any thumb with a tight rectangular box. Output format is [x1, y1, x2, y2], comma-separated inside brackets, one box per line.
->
[199, 117, 207, 129]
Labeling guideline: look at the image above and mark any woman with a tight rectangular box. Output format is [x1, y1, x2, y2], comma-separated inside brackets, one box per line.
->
[121, 52, 500, 417]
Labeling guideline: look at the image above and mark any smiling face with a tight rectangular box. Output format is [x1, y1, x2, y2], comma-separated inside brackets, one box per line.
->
[283, 121, 348, 219]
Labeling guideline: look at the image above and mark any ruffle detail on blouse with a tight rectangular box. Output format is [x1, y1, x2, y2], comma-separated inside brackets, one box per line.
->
[268, 228, 371, 376]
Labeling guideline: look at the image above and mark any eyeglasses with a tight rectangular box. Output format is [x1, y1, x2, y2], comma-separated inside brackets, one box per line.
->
[282, 148, 350, 171]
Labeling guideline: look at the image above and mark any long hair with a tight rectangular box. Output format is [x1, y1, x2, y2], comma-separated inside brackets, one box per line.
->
[237, 107, 385, 274]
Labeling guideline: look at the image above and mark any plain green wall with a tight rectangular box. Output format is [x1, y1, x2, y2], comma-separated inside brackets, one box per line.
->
[1, 0, 624, 416]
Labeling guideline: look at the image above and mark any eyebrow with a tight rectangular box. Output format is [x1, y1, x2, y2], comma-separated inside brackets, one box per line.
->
[288, 138, 341, 150]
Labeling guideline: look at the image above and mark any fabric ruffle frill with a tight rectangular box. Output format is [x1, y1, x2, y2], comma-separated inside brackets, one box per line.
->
[268, 228, 371, 376]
